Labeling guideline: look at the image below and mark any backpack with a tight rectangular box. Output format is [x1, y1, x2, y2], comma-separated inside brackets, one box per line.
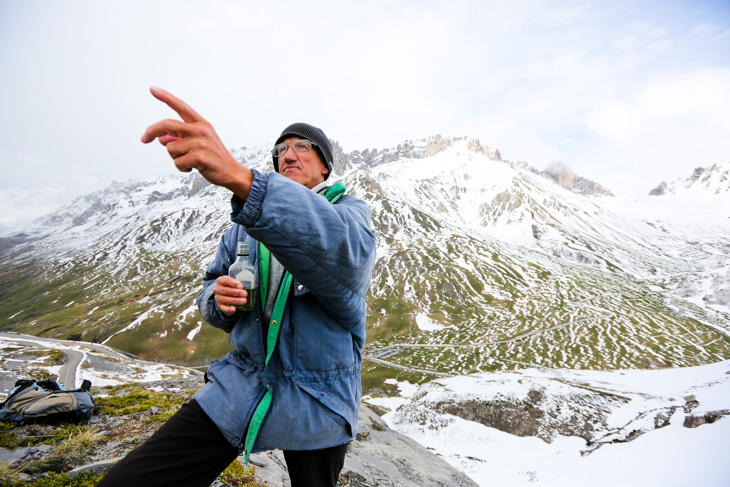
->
[0, 378, 95, 424]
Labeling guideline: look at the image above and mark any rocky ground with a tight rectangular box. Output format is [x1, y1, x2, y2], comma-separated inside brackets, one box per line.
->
[1, 374, 477, 486]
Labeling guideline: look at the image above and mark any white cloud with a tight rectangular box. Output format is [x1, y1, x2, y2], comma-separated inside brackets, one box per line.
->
[0, 187, 66, 228]
[583, 67, 730, 193]
[588, 68, 730, 143]
[1, 0, 730, 222]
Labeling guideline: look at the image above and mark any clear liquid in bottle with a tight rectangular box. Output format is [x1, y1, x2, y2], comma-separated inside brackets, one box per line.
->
[228, 241, 257, 312]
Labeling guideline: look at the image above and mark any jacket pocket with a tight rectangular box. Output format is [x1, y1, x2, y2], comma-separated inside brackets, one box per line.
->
[295, 380, 356, 438]
[290, 294, 356, 372]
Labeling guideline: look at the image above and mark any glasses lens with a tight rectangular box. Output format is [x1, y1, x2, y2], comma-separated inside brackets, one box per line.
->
[272, 143, 287, 157]
[292, 140, 312, 153]
[272, 140, 316, 157]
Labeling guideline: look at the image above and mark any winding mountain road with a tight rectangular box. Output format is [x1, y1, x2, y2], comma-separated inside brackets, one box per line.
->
[0, 332, 202, 389]
[0, 333, 84, 388]
[58, 348, 83, 388]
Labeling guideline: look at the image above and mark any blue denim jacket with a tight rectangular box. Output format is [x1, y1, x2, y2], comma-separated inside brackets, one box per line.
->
[194, 170, 376, 452]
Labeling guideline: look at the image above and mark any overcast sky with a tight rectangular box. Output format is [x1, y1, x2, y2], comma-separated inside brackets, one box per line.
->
[1, 0, 729, 229]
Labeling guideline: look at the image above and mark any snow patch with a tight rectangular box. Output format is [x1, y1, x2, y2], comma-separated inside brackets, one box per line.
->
[384, 361, 730, 486]
[186, 322, 202, 341]
[416, 313, 446, 331]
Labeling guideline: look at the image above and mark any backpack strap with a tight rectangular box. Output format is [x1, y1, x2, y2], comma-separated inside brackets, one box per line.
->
[1, 380, 36, 409]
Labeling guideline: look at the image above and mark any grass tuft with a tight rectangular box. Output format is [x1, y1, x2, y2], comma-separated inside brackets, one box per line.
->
[95, 385, 188, 422]
[22, 426, 103, 475]
[218, 459, 268, 487]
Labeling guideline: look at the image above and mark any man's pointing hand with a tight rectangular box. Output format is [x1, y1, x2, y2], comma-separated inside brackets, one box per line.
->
[141, 87, 252, 200]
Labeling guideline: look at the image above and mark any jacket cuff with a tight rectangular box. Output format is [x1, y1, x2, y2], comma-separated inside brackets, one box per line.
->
[230, 170, 267, 226]
[209, 300, 241, 332]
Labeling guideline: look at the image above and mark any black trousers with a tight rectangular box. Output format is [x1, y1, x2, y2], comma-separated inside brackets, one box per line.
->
[97, 399, 348, 487]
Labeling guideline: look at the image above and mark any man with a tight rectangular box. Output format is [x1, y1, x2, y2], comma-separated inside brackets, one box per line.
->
[98, 87, 376, 487]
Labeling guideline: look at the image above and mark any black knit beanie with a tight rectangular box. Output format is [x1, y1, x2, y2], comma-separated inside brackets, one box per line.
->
[273, 123, 333, 179]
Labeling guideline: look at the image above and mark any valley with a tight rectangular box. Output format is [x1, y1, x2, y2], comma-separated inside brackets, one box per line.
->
[1, 137, 728, 393]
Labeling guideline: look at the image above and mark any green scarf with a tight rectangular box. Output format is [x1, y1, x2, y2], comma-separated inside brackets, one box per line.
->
[243, 181, 345, 464]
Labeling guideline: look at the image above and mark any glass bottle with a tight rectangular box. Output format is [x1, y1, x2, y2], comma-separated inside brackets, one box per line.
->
[228, 241, 257, 312]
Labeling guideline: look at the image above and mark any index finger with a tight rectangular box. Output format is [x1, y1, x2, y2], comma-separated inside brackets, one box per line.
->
[150, 86, 205, 124]
[217, 275, 243, 289]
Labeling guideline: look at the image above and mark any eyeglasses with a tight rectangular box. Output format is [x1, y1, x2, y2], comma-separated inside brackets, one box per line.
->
[271, 139, 318, 158]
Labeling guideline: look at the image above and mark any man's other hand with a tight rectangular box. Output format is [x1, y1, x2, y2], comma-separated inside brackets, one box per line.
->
[213, 275, 249, 315]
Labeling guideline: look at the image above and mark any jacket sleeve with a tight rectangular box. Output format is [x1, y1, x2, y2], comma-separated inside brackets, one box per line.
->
[230, 170, 376, 332]
[196, 226, 241, 333]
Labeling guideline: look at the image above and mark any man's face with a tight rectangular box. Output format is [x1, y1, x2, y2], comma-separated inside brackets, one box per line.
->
[277, 137, 329, 189]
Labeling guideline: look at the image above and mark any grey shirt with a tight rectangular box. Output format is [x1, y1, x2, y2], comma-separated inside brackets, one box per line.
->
[261, 180, 329, 343]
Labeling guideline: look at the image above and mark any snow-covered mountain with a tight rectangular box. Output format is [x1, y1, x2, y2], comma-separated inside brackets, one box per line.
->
[649, 161, 730, 196]
[0, 137, 728, 378]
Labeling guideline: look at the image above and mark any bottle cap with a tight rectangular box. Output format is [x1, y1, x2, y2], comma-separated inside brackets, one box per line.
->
[236, 241, 249, 256]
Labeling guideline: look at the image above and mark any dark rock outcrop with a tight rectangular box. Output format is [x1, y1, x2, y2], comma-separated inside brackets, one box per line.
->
[683, 409, 730, 428]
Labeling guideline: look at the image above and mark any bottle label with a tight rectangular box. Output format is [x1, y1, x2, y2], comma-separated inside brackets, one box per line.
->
[232, 269, 257, 312]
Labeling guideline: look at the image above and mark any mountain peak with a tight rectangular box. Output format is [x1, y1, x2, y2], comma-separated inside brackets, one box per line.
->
[341, 135, 501, 171]
[649, 161, 730, 196]
[540, 161, 614, 197]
